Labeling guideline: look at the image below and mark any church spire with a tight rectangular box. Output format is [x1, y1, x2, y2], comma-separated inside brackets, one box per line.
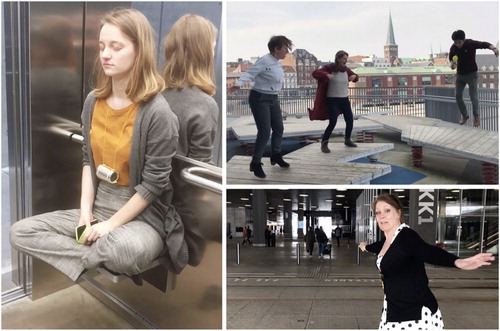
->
[384, 11, 399, 66]
[386, 11, 397, 46]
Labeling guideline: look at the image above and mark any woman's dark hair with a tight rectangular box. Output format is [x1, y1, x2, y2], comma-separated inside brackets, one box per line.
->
[268, 35, 293, 53]
[452, 30, 466, 41]
[335, 50, 349, 64]
[372, 193, 405, 222]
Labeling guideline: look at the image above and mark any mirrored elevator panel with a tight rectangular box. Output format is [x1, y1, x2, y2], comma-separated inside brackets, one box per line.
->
[30, 2, 85, 215]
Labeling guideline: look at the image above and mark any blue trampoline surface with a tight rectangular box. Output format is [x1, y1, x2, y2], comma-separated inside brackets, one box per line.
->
[351, 157, 426, 184]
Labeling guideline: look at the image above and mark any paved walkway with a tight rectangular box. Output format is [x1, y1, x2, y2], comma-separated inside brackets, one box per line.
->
[226, 237, 499, 329]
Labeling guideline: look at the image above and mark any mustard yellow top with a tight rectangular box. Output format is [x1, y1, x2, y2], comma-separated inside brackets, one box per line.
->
[90, 99, 139, 186]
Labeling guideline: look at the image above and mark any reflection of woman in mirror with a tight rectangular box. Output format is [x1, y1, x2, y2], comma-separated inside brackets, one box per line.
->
[162, 14, 219, 164]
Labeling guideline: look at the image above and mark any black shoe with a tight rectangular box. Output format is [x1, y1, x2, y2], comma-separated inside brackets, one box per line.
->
[270, 154, 290, 168]
[344, 138, 358, 147]
[321, 140, 330, 153]
[129, 274, 143, 286]
[250, 162, 266, 178]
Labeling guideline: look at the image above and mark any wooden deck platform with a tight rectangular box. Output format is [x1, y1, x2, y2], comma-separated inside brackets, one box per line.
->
[362, 114, 498, 165]
[229, 116, 383, 142]
[362, 114, 498, 182]
[226, 156, 391, 185]
[361, 114, 443, 132]
[286, 142, 394, 163]
[226, 142, 394, 185]
[401, 125, 499, 165]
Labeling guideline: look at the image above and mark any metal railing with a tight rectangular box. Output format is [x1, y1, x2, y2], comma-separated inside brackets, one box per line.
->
[465, 221, 499, 251]
[227, 86, 427, 117]
[227, 86, 498, 131]
[424, 86, 498, 131]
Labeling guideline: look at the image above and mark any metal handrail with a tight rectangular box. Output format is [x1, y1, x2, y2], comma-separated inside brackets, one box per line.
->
[48, 126, 84, 143]
[180, 166, 222, 194]
[49, 123, 223, 194]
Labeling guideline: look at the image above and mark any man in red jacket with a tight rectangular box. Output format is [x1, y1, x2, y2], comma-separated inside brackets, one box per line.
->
[449, 30, 498, 127]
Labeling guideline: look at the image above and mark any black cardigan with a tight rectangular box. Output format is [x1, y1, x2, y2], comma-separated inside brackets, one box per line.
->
[366, 227, 459, 323]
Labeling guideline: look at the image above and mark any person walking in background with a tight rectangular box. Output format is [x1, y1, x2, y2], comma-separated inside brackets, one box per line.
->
[265, 226, 271, 247]
[228, 36, 293, 179]
[359, 193, 494, 330]
[304, 226, 315, 257]
[246, 226, 253, 245]
[449, 30, 498, 127]
[242, 226, 253, 245]
[333, 225, 343, 247]
[311, 50, 359, 153]
[162, 14, 219, 163]
[242, 226, 248, 245]
[316, 226, 328, 259]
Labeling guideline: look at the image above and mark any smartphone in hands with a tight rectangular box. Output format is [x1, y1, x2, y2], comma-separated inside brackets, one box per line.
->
[75, 220, 98, 244]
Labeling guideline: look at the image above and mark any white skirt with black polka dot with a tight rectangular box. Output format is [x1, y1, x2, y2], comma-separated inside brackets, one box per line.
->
[378, 297, 444, 330]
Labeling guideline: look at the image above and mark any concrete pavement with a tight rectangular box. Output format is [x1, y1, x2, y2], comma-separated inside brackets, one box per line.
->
[226, 238, 498, 329]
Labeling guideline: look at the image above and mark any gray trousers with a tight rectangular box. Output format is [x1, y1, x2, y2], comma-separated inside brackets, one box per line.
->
[10, 181, 164, 281]
[455, 72, 479, 119]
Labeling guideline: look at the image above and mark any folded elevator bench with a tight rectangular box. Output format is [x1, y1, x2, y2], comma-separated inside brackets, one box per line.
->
[96, 261, 176, 293]
[93, 156, 223, 292]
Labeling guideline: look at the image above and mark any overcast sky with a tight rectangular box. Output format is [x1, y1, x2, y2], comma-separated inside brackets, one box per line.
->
[226, 1, 499, 62]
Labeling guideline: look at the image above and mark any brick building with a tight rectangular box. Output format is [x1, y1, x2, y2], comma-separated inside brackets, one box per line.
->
[225, 53, 299, 89]
[476, 54, 499, 89]
[352, 66, 456, 88]
[293, 49, 319, 87]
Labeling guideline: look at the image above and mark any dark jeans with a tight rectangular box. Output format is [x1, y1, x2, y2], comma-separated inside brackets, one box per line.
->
[306, 244, 314, 255]
[318, 242, 326, 256]
[322, 97, 354, 142]
[248, 90, 284, 163]
[455, 72, 479, 119]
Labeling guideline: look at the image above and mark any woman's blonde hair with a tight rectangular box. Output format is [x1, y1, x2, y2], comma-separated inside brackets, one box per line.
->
[163, 14, 218, 96]
[93, 8, 165, 102]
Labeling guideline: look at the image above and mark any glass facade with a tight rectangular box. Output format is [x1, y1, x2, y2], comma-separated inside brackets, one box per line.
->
[439, 189, 498, 257]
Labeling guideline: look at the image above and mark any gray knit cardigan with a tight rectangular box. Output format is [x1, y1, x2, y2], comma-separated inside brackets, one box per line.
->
[81, 91, 188, 274]
[162, 86, 219, 163]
